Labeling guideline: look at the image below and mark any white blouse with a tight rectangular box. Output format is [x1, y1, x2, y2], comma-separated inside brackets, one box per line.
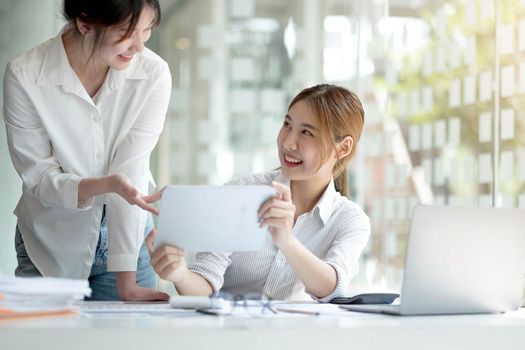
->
[189, 170, 371, 302]
[3, 28, 171, 278]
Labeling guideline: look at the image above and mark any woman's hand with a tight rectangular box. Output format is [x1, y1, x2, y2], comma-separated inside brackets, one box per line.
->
[141, 188, 163, 205]
[145, 228, 189, 283]
[78, 174, 161, 215]
[258, 181, 296, 249]
[109, 174, 160, 215]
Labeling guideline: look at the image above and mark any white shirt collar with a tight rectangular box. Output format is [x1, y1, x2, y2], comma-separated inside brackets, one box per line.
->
[274, 171, 337, 225]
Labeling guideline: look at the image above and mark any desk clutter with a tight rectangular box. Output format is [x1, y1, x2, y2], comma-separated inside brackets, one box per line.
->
[73, 299, 346, 317]
[0, 276, 91, 321]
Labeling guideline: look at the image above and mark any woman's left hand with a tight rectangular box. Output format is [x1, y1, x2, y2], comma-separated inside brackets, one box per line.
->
[258, 182, 295, 249]
[109, 174, 160, 215]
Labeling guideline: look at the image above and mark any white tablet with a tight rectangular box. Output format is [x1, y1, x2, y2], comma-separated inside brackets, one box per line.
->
[154, 185, 278, 252]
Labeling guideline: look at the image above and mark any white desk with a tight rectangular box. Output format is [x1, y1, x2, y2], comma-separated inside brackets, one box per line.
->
[2, 307, 525, 350]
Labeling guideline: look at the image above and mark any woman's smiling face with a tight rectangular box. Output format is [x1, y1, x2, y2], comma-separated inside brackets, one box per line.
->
[91, 5, 155, 71]
[277, 99, 337, 182]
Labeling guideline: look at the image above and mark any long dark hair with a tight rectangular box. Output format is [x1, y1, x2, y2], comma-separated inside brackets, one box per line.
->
[288, 84, 365, 197]
[63, 0, 161, 58]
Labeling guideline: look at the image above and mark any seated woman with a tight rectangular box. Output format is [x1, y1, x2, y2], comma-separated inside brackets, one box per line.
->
[147, 84, 370, 301]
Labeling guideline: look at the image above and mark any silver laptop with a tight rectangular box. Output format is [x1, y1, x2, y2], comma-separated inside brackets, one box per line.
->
[155, 185, 277, 252]
[341, 205, 525, 315]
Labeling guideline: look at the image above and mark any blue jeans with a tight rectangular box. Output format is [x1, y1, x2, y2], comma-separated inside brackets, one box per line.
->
[14, 207, 156, 301]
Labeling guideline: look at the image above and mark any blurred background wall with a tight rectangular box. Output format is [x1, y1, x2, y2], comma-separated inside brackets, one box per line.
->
[0, 0, 63, 275]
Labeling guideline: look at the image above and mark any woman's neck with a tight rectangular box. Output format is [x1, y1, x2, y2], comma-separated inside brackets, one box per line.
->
[62, 29, 108, 98]
[290, 175, 331, 220]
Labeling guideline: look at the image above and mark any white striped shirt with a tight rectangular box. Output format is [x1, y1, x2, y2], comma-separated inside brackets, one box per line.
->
[188, 170, 371, 302]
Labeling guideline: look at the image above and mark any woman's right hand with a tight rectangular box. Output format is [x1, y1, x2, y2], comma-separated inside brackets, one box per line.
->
[145, 228, 189, 283]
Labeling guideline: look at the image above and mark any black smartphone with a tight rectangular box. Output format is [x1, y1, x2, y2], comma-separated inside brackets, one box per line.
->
[330, 293, 400, 305]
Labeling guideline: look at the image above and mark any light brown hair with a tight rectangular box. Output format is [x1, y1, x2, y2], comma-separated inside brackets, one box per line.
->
[288, 84, 365, 197]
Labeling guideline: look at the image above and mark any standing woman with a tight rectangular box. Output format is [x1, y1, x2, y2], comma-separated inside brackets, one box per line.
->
[3, 0, 170, 301]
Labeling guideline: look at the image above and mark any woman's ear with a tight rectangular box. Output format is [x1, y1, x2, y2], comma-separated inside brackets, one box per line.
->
[76, 18, 92, 36]
[336, 136, 354, 159]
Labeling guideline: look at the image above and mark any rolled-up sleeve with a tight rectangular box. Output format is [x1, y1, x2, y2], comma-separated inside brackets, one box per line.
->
[188, 252, 232, 293]
[307, 209, 371, 303]
[106, 62, 172, 272]
[3, 62, 91, 211]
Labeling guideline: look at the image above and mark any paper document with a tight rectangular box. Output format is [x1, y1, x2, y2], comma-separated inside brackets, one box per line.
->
[0, 276, 91, 321]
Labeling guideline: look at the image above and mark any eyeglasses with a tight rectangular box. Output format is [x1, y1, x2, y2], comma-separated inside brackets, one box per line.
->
[210, 291, 277, 317]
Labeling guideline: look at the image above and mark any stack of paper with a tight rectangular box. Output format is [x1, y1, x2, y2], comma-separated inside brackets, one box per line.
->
[0, 276, 91, 321]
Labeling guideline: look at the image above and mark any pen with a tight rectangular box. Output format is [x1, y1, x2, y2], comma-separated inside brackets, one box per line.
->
[195, 308, 232, 316]
[274, 307, 320, 316]
[196, 309, 220, 316]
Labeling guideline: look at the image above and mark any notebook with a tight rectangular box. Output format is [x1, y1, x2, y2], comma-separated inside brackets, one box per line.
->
[341, 205, 525, 315]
